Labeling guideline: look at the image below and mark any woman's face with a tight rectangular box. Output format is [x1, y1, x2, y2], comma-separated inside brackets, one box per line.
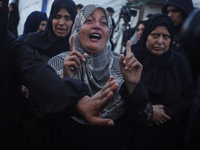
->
[52, 8, 73, 38]
[37, 20, 47, 32]
[79, 8, 109, 54]
[137, 23, 145, 40]
[146, 26, 171, 56]
[8, 4, 13, 13]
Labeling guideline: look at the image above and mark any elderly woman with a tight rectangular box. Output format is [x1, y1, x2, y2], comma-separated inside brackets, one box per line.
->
[130, 13, 195, 150]
[25, 0, 77, 64]
[48, 4, 152, 150]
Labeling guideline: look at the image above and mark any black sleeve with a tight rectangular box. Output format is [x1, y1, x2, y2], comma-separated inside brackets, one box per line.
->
[14, 43, 91, 123]
[163, 55, 195, 122]
[120, 81, 152, 125]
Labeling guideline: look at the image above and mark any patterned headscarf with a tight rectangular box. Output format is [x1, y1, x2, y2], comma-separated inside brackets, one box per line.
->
[69, 4, 125, 124]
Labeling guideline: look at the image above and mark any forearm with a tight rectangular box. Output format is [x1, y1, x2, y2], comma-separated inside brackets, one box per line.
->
[120, 81, 153, 125]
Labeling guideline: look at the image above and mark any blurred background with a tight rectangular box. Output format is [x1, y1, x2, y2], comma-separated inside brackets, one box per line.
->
[8, 0, 200, 53]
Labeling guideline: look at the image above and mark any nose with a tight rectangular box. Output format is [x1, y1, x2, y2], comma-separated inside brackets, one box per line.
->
[157, 36, 164, 44]
[59, 17, 65, 25]
[168, 11, 173, 18]
[93, 21, 100, 30]
[138, 29, 142, 35]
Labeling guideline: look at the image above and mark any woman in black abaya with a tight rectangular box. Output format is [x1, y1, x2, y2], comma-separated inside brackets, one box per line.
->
[25, 0, 77, 64]
[129, 13, 195, 150]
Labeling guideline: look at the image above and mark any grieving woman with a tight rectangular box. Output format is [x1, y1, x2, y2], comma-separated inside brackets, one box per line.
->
[1, 0, 118, 150]
[25, 0, 77, 64]
[130, 13, 195, 150]
[48, 4, 153, 150]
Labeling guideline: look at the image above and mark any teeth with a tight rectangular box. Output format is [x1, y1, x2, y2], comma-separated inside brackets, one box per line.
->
[92, 34, 100, 38]
[89, 33, 101, 39]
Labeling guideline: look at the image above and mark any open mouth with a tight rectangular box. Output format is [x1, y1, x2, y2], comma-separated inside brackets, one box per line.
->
[57, 28, 66, 33]
[89, 33, 101, 40]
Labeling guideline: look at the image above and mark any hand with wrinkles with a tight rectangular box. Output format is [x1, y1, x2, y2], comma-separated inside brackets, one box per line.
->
[61, 35, 88, 78]
[119, 40, 143, 94]
[77, 76, 119, 126]
[151, 104, 171, 126]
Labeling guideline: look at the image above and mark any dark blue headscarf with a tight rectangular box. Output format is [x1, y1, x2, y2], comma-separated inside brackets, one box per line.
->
[25, 0, 77, 58]
[18, 11, 48, 41]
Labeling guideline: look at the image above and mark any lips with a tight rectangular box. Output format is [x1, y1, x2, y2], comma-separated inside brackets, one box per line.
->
[154, 47, 163, 51]
[57, 28, 66, 33]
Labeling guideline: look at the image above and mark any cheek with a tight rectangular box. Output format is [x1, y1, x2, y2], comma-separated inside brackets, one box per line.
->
[66, 21, 73, 29]
[165, 41, 171, 51]
[146, 38, 152, 50]
[104, 29, 110, 42]
[52, 20, 57, 31]
[79, 30, 86, 47]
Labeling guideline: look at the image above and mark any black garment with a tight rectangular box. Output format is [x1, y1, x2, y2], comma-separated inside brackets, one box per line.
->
[7, 2, 19, 37]
[0, 30, 90, 150]
[18, 11, 48, 41]
[25, 0, 77, 63]
[129, 14, 195, 150]
[162, 0, 197, 85]
[180, 8, 200, 150]
[0, 1, 90, 149]
[45, 82, 151, 150]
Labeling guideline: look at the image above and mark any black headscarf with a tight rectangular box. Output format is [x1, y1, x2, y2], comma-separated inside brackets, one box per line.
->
[7, 2, 20, 37]
[18, 11, 48, 41]
[25, 0, 77, 58]
[0, 0, 9, 47]
[162, 0, 194, 16]
[135, 13, 175, 69]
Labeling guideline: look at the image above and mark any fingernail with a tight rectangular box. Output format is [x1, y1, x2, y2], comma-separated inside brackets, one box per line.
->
[107, 120, 114, 126]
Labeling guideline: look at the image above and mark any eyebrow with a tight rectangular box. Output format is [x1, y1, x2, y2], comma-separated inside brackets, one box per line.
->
[90, 13, 107, 19]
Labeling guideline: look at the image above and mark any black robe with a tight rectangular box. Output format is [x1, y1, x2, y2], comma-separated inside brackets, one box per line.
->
[129, 14, 195, 150]
[0, 1, 90, 148]
[25, 0, 77, 64]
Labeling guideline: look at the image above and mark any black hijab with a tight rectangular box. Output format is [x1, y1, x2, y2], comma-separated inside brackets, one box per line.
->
[135, 13, 175, 69]
[7, 2, 20, 37]
[0, 0, 20, 76]
[18, 11, 48, 41]
[25, 0, 77, 58]
[0, 0, 9, 48]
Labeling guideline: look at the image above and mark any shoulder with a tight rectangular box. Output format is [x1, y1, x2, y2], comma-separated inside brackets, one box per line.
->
[48, 52, 69, 65]
[171, 50, 186, 62]
[47, 51, 69, 75]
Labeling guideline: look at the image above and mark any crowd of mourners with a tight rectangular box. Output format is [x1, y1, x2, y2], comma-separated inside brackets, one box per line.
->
[1, 0, 200, 150]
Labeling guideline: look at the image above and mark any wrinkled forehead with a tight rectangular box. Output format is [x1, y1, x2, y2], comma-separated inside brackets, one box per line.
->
[78, 4, 112, 30]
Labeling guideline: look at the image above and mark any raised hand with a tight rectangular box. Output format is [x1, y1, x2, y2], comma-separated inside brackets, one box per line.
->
[77, 76, 119, 126]
[61, 35, 88, 78]
[119, 40, 143, 94]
